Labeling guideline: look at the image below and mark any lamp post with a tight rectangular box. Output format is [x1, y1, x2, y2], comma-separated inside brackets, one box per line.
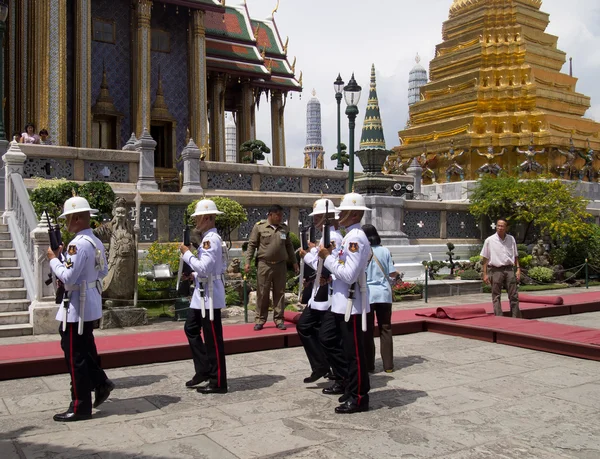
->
[0, 1, 8, 141]
[344, 73, 361, 190]
[333, 74, 344, 170]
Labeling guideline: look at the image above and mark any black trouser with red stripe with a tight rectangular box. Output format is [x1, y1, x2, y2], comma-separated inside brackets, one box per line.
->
[338, 313, 370, 406]
[184, 308, 227, 389]
[297, 307, 330, 374]
[319, 310, 347, 381]
[59, 322, 108, 415]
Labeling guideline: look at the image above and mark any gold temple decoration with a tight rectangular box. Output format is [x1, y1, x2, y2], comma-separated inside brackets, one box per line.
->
[394, 0, 600, 183]
[283, 36, 289, 54]
[271, 0, 280, 18]
[291, 56, 296, 73]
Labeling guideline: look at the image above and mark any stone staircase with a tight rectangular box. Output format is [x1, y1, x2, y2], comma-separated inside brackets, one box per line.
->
[0, 223, 32, 337]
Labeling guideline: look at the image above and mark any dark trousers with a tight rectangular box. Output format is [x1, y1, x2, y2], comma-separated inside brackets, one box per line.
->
[184, 308, 227, 388]
[490, 266, 521, 317]
[339, 314, 370, 406]
[364, 303, 394, 372]
[297, 307, 329, 374]
[319, 310, 347, 381]
[59, 321, 108, 415]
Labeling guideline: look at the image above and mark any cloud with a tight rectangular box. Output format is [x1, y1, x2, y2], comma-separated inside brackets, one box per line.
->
[246, 0, 600, 167]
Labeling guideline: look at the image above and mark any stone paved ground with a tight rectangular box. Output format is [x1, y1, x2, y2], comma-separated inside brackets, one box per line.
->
[2, 315, 600, 458]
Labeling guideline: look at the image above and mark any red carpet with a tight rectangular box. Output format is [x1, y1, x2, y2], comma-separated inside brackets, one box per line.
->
[519, 294, 564, 305]
[415, 307, 489, 320]
[283, 311, 301, 323]
[1, 290, 600, 380]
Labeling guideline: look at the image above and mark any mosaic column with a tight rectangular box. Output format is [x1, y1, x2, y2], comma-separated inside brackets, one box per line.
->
[74, 0, 91, 147]
[189, 10, 208, 152]
[209, 73, 226, 162]
[238, 81, 254, 150]
[135, 0, 152, 137]
[270, 90, 285, 166]
[44, 0, 67, 146]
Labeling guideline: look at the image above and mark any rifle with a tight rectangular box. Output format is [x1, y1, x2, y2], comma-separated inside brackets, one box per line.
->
[176, 211, 193, 297]
[313, 202, 331, 300]
[44, 210, 68, 331]
[297, 223, 308, 300]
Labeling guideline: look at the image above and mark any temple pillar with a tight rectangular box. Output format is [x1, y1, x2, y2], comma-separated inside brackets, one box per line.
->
[270, 90, 285, 166]
[74, 0, 91, 147]
[238, 81, 254, 151]
[189, 10, 208, 151]
[136, 128, 159, 191]
[209, 73, 226, 162]
[134, 0, 152, 137]
[39, 0, 67, 146]
[180, 139, 203, 193]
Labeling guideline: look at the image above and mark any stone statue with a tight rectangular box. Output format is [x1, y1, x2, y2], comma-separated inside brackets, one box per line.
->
[577, 139, 597, 182]
[316, 152, 324, 169]
[474, 139, 505, 177]
[444, 140, 466, 182]
[94, 197, 137, 305]
[418, 150, 437, 183]
[531, 239, 550, 267]
[555, 137, 578, 180]
[303, 153, 311, 169]
[516, 135, 545, 175]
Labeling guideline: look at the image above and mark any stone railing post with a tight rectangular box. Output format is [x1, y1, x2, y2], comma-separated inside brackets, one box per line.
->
[123, 132, 137, 151]
[135, 128, 158, 191]
[406, 157, 422, 196]
[180, 139, 203, 193]
[29, 214, 58, 334]
[0, 139, 8, 211]
[2, 139, 26, 215]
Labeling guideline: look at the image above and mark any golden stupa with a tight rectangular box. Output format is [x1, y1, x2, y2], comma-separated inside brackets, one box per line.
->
[394, 0, 600, 183]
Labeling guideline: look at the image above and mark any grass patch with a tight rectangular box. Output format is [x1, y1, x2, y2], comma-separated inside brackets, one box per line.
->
[145, 301, 175, 319]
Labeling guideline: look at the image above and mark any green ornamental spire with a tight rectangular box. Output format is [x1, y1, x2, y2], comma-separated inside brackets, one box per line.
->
[359, 64, 386, 150]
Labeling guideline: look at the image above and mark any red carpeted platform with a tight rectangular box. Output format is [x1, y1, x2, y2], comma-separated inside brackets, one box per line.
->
[1, 290, 599, 380]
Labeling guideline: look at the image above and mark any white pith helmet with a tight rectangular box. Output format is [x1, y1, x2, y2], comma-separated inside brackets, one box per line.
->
[191, 199, 224, 216]
[336, 192, 371, 211]
[308, 198, 339, 219]
[59, 197, 99, 218]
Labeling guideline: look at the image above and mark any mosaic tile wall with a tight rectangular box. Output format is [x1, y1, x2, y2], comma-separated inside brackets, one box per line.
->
[91, 0, 132, 147]
[447, 211, 480, 239]
[403, 210, 441, 239]
[237, 207, 291, 240]
[66, 0, 74, 146]
[151, 6, 189, 157]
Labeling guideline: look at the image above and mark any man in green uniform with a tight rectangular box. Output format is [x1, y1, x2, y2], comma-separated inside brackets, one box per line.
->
[245, 205, 299, 331]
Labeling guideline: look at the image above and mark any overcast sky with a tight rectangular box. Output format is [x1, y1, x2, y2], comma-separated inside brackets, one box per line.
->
[245, 0, 600, 169]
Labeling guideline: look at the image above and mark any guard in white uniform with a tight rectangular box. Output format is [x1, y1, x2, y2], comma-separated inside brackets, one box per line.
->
[47, 197, 111, 422]
[180, 199, 228, 394]
[298, 199, 344, 384]
[318, 193, 372, 414]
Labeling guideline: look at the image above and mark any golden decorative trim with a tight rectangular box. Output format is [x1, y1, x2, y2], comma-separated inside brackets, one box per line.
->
[400, 125, 470, 145]
[523, 34, 555, 47]
[533, 76, 571, 90]
[437, 37, 479, 56]
[424, 78, 477, 99]
[549, 124, 599, 138]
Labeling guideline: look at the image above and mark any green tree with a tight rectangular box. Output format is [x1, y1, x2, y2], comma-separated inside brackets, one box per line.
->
[469, 175, 592, 244]
[330, 142, 349, 168]
[187, 197, 247, 247]
[240, 140, 271, 163]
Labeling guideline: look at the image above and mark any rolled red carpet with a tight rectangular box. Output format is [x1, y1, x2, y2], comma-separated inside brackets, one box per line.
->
[518, 294, 564, 305]
[416, 307, 489, 320]
[283, 310, 302, 324]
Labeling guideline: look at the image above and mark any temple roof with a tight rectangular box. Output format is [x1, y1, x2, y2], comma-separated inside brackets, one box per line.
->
[359, 64, 386, 150]
[162, 0, 223, 13]
[204, 4, 301, 91]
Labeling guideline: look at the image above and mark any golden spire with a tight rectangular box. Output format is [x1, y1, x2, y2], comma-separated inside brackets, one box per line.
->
[271, 0, 280, 18]
[283, 36, 289, 54]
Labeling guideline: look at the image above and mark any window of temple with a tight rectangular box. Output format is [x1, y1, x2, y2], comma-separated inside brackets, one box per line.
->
[151, 29, 170, 53]
[151, 123, 173, 168]
[92, 18, 115, 44]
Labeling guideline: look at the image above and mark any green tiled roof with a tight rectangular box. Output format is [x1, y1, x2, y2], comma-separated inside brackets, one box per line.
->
[267, 58, 294, 77]
[206, 57, 270, 76]
[251, 19, 285, 57]
[360, 64, 386, 150]
[206, 38, 263, 64]
[205, 6, 254, 42]
[256, 75, 301, 90]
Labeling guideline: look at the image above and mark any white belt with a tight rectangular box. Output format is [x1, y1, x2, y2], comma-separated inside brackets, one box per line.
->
[65, 280, 102, 291]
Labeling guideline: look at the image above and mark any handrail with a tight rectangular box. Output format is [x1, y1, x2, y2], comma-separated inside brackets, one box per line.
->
[6, 173, 38, 300]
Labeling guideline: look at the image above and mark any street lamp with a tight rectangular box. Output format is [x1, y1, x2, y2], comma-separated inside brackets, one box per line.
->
[333, 74, 344, 170]
[344, 73, 361, 190]
[0, 1, 8, 141]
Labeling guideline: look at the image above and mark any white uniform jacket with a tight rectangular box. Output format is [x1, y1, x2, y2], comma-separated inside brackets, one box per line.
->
[302, 227, 343, 311]
[182, 228, 226, 310]
[51, 229, 108, 323]
[323, 223, 371, 316]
